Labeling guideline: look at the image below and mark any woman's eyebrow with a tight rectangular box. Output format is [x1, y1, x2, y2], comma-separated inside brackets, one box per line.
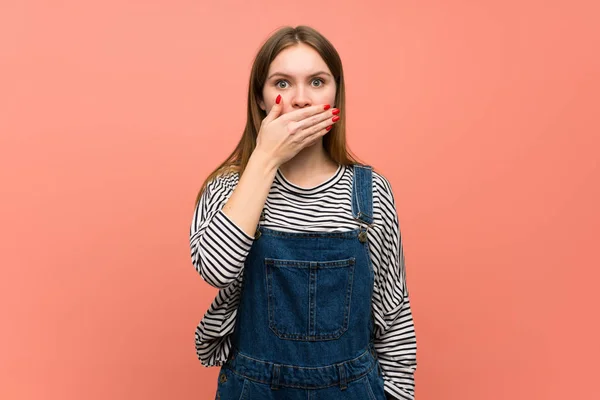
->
[267, 71, 333, 80]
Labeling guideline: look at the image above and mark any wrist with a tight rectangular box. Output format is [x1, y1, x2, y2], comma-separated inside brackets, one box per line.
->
[250, 148, 279, 175]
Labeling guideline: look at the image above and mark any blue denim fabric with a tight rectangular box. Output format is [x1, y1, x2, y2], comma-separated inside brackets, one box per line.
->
[216, 165, 386, 399]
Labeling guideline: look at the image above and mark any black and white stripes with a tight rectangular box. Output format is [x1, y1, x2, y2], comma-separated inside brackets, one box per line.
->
[190, 164, 416, 400]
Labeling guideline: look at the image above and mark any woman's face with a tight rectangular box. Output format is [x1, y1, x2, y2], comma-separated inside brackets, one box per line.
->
[259, 43, 337, 115]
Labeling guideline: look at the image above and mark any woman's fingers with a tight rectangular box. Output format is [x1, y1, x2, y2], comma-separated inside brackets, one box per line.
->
[297, 113, 340, 141]
[280, 104, 332, 123]
[303, 127, 331, 148]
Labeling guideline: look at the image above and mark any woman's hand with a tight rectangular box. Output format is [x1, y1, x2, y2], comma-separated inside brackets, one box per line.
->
[254, 95, 340, 167]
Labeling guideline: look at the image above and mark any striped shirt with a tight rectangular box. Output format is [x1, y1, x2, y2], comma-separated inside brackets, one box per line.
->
[190, 164, 417, 400]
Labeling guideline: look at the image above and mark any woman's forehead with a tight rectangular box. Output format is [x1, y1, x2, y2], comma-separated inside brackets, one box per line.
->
[268, 44, 331, 76]
[269, 44, 327, 72]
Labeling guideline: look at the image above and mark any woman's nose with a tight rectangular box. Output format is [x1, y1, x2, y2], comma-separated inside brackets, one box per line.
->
[291, 87, 312, 108]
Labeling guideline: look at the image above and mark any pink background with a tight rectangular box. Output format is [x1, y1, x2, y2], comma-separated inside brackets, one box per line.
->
[1, 1, 598, 399]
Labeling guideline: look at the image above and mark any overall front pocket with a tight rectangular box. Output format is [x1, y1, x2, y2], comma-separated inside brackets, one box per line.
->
[265, 257, 356, 341]
[215, 367, 248, 400]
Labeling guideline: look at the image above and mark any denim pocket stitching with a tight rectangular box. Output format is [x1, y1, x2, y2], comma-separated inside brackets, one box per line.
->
[237, 377, 248, 400]
[220, 368, 249, 400]
[265, 257, 355, 341]
[363, 373, 378, 400]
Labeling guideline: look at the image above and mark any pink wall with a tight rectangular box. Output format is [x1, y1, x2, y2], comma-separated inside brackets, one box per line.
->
[1, 1, 598, 399]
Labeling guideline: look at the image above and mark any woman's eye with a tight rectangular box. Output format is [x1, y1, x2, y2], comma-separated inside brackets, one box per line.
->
[275, 79, 324, 89]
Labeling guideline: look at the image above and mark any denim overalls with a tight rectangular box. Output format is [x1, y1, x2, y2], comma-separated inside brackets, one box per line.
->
[215, 164, 387, 400]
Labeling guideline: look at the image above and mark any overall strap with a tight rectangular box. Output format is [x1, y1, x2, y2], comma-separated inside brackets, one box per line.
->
[351, 164, 374, 226]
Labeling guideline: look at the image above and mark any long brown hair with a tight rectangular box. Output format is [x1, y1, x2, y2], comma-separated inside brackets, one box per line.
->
[195, 25, 368, 205]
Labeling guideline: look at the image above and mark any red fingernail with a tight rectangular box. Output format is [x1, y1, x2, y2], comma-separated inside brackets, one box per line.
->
[326, 125, 333, 131]
[332, 116, 340, 122]
[332, 108, 340, 115]
[324, 104, 331, 110]
[276, 94, 281, 104]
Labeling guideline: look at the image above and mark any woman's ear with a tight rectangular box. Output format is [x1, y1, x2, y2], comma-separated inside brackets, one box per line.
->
[257, 97, 266, 111]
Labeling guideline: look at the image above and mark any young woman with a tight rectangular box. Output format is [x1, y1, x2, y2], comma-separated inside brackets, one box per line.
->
[190, 25, 417, 400]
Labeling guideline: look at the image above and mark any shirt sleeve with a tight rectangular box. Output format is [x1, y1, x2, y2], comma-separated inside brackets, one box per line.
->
[190, 172, 255, 366]
[372, 175, 417, 400]
[190, 172, 255, 289]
